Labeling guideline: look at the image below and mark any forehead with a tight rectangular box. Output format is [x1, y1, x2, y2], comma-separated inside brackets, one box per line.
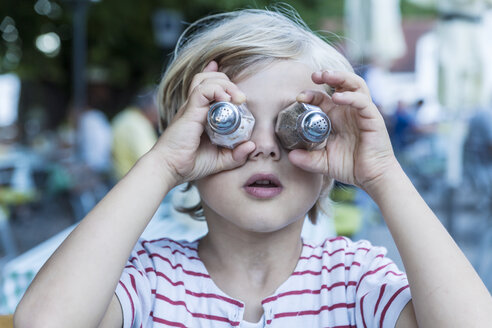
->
[234, 61, 325, 101]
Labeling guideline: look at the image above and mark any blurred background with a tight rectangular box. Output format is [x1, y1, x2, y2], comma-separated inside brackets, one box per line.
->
[0, 0, 492, 314]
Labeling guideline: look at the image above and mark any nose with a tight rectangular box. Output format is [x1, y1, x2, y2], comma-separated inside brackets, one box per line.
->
[248, 122, 281, 161]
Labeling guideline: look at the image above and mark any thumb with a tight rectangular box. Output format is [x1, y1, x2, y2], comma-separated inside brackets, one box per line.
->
[216, 141, 256, 172]
[288, 149, 327, 174]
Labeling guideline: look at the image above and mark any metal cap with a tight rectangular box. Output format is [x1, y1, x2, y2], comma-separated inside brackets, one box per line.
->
[207, 102, 240, 135]
[300, 110, 331, 143]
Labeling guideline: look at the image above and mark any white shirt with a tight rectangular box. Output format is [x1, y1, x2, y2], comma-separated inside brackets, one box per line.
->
[116, 236, 411, 327]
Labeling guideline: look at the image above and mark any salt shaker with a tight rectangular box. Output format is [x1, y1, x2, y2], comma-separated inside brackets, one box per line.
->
[275, 102, 331, 150]
[205, 101, 255, 149]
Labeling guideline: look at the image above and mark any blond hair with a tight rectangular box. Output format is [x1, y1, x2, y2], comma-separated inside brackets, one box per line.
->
[157, 6, 353, 223]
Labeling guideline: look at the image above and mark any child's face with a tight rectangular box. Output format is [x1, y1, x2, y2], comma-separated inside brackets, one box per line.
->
[196, 60, 326, 233]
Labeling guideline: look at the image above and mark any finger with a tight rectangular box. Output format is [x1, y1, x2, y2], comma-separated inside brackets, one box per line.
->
[203, 60, 219, 73]
[189, 71, 230, 95]
[332, 91, 378, 119]
[190, 76, 246, 104]
[188, 83, 233, 110]
[176, 83, 234, 125]
[297, 90, 335, 111]
[201, 78, 246, 104]
[287, 149, 327, 174]
[230, 141, 256, 166]
[215, 141, 256, 172]
[312, 71, 370, 95]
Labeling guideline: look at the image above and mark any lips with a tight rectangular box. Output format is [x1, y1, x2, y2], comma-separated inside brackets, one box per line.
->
[243, 174, 283, 199]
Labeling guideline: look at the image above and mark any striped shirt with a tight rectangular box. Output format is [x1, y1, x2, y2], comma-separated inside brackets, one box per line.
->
[115, 236, 411, 328]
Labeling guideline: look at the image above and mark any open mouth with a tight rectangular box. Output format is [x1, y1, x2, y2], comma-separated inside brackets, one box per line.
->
[244, 174, 283, 199]
[248, 179, 279, 188]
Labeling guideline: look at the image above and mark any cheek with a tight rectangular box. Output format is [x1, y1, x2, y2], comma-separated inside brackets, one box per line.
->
[295, 172, 324, 203]
[289, 170, 323, 206]
[195, 172, 236, 209]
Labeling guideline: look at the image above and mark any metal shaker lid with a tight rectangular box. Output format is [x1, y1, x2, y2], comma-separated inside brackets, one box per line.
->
[300, 110, 331, 143]
[207, 102, 241, 135]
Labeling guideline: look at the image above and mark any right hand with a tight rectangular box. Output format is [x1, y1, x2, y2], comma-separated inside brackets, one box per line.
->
[150, 61, 255, 187]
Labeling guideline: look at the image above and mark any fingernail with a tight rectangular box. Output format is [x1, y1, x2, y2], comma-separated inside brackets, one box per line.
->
[237, 93, 246, 103]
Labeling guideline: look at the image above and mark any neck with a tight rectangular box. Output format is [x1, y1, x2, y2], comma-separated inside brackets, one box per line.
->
[198, 218, 304, 291]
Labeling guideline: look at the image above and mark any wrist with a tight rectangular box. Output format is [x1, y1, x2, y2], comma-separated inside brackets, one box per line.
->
[137, 149, 180, 191]
[360, 159, 408, 201]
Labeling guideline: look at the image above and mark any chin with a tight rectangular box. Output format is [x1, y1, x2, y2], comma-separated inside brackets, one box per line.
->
[236, 214, 302, 234]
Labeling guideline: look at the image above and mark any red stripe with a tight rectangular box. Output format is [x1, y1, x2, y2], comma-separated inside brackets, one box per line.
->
[300, 246, 371, 260]
[137, 246, 201, 261]
[292, 261, 360, 276]
[154, 293, 241, 325]
[271, 302, 356, 321]
[184, 290, 244, 307]
[360, 293, 368, 328]
[327, 236, 350, 244]
[146, 268, 184, 287]
[147, 269, 243, 307]
[119, 281, 135, 326]
[142, 238, 198, 252]
[124, 264, 144, 277]
[374, 283, 387, 315]
[303, 236, 349, 249]
[379, 285, 410, 327]
[148, 253, 210, 278]
[262, 281, 357, 304]
[299, 248, 344, 260]
[152, 316, 187, 328]
[130, 274, 137, 295]
[356, 262, 391, 292]
[346, 247, 370, 256]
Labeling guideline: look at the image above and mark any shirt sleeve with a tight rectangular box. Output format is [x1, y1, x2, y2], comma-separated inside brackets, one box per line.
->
[349, 240, 411, 328]
[115, 240, 156, 328]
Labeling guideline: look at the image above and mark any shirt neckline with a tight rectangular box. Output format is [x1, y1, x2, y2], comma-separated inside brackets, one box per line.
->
[190, 237, 310, 308]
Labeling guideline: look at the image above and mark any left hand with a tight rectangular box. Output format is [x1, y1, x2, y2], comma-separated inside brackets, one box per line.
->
[288, 70, 398, 190]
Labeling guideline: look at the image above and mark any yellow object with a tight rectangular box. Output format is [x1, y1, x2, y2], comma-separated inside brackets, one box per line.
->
[333, 203, 362, 237]
[0, 315, 13, 328]
[0, 187, 37, 206]
[112, 108, 158, 179]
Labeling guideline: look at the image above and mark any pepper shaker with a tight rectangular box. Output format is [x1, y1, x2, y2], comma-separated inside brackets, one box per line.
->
[275, 102, 331, 150]
[205, 101, 255, 149]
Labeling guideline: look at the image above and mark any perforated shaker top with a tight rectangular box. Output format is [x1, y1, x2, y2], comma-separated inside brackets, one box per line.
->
[301, 111, 331, 142]
[207, 102, 240, 134]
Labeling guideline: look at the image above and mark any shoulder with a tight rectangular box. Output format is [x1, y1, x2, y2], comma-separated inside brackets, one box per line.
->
[124, 237, 202, 275]
[300, 236, 399, 282]
[303, 236, 387, 261]
[131, 237, 200, 262]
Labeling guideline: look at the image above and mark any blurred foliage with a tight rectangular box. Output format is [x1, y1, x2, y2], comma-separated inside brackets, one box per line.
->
[0, 0, 344, 88]
[401, 0, 437, 17]
[0, 0, 435, 107]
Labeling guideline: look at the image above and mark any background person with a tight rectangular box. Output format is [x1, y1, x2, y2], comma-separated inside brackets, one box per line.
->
[111, 89, 159, 180]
